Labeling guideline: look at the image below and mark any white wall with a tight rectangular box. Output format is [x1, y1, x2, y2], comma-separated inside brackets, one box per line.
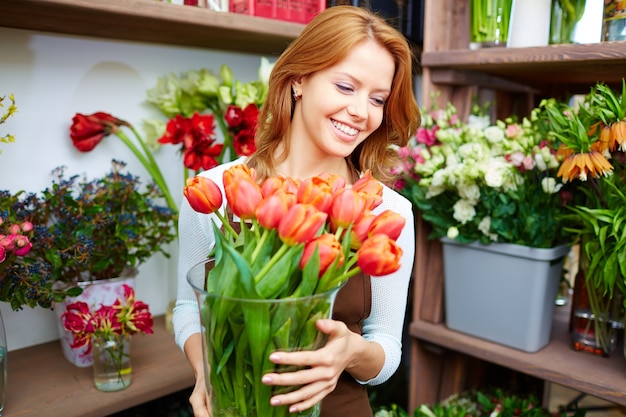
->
[0, 26, 266, 351]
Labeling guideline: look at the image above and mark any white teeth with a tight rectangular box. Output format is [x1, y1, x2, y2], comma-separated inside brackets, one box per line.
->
[332, 120, 359, 136]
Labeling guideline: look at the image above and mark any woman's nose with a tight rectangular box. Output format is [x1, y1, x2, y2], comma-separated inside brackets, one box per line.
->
[346, 96, 367, 120]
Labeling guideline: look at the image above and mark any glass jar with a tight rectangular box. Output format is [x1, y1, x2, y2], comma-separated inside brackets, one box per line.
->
[603, 0, 626, 41]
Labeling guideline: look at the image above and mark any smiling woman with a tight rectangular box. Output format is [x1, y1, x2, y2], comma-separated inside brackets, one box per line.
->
[173, 5, 420, 417]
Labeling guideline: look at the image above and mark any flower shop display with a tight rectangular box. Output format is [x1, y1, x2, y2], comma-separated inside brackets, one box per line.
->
[184, 165, 406, 417]
[393, 100, 572, 351]
[145, 58, 273, 178]
[538, 81, 626, 356]
[62, 284, 153, 392]
[394, 100, 570, 248]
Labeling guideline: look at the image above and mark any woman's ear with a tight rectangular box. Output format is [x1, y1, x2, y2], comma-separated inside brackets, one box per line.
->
[291, 78, 303, 97]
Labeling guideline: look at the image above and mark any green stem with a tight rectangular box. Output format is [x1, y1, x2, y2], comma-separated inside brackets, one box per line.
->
[250, 227, 270, 263]
[214, 209, 239, 241]
[115, 128, 178, 213]
[253, 243, 289, 284]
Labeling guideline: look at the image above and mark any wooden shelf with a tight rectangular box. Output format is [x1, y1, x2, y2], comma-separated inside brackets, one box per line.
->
[0, 0, 305, 55]
[4, 316, 195, 417]
[410, 307, 626, 406]
[422, 42, 626, 89]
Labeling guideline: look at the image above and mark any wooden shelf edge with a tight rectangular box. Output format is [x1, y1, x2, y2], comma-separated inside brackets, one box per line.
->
[409, 311, 626, 406]
[0, 0, 304, 54]
[5, 315, 195, 417]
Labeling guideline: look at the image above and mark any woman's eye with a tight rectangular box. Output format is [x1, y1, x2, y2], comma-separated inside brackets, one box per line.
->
[336, 84, 354, 93]
[371, 97, 386, 106]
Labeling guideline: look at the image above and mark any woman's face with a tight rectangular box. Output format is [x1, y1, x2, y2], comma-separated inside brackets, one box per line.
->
[290, 39, 395, 160]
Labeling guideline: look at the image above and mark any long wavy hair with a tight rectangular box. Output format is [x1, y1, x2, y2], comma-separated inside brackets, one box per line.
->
[247, 5, 421, 184]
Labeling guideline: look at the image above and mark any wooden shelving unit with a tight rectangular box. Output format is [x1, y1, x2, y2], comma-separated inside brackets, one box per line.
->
[4, 316, 195, 417]
[410, 0, 626, 411]
[0, 0, 305, 55]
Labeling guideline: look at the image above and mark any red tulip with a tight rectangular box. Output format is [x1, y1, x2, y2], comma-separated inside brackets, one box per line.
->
[70, 112, 127, 152]
[300, 233, 344, 276]
[368, 210, 406, 241]
[256, 192, 293, 230]
[357, 234, 403, 276]
[317, 172, 347, 193]
[184, 176, 223, 214]
[278, 204, 327, 245]
[329, 188, 366, 230]
[261, 175, 299, 197]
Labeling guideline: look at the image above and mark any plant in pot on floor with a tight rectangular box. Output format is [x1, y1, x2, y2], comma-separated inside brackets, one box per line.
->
[0, 160, 177, 365]
[539, 80, 626, 357]
[392, 98, 574, 352]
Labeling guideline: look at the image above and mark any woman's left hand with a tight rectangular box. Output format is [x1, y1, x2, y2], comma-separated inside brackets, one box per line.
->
[260, 318, 354, 413]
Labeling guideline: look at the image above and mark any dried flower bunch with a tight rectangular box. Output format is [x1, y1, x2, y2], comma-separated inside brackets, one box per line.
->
[0, 160, 177, 310]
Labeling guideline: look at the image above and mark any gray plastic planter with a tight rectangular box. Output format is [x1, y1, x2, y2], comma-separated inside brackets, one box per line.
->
[441, 238, 570, 352]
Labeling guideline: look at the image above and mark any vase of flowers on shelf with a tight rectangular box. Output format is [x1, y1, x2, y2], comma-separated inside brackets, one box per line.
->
[393, 98, 573, 351]
[62, 284, 153, 391]
[1, 160, 177, 365]
[538, 80, 626, 356]
[183, 164, 406, 417]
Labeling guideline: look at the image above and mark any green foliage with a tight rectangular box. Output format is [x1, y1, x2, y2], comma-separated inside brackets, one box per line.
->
[0, 160, 177, 310]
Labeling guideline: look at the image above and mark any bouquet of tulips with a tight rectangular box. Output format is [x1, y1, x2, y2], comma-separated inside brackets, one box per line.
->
[184, 164, 406, 417]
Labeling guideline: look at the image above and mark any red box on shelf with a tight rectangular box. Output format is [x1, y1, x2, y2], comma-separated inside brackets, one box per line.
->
[230, 0, 326, 24]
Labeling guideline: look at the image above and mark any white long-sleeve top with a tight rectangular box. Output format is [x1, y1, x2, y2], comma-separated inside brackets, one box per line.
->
[172, 157, 415, 386]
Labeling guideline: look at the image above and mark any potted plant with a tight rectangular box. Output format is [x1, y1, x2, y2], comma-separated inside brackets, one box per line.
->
[393, 99, 573, 352]
[539, 80, 626, 356]
[0, 159, 177, 364]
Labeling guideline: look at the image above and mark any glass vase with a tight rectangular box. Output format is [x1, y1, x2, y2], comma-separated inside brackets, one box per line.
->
[469, 0, 513, 49]
[569, 250, 624, 356]
[603, 0, 626, 41]
[187, 259, 343, 417]
[92, 334, 132, 392]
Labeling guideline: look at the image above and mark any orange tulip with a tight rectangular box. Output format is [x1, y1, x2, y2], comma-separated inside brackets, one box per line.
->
[329, 188, 367, 230]
[261, 175, 300, 197]
[349, 212, 376, 249]
[297, 177, 333, 212]
[225, 179, 264, 219]
[299, 233, 344, 276]
[184, 176, 223, 214]
[352, 170, 383, 210]
[255, 191, 293, 230]
[278, 204, 327, 245]
[317, 172, 347, 193]
[223, 164, 256, 190]
[357, 234, 403, 276]
[368, 210, 406, 241]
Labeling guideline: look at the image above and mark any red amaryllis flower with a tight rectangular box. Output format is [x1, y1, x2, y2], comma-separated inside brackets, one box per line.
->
[184, 137, 224, 171]
[70, 112, 127, 152]
[224, 105, 244, 128]
[233, 128, 256, 157]
[184, 176, 223, 214]
[356, 234, 403, 276]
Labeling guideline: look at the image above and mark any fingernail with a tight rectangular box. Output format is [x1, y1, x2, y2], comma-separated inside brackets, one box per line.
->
[289, 406, 298, 413]
[271, 397, 281, 405]
[262, 375, 272, 383]
[269, 353, 280, 361]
